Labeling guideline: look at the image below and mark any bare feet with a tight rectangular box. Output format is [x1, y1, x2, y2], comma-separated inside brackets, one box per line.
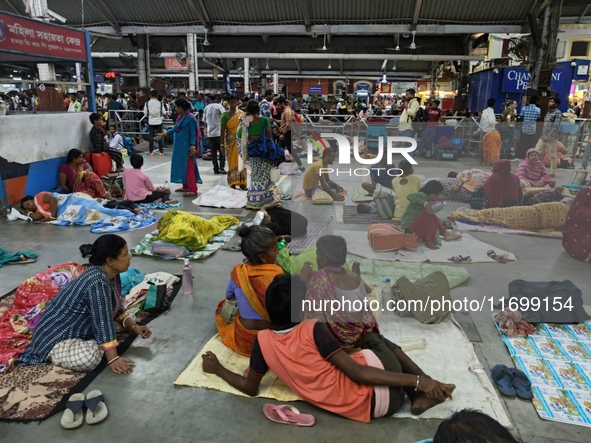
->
[444, 234, 462, 242]
[425, 243, 440, 250]
[334, 194, 346, 202]
[168, 199, 179, 204]
[411, 382, 456, 415]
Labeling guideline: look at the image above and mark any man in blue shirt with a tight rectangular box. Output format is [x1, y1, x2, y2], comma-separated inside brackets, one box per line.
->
[361, 155, 397, 194]
[517, 95, 540, 159]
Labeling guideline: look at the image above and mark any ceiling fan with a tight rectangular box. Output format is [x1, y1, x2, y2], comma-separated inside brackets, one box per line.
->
[387, 31, 421, 50]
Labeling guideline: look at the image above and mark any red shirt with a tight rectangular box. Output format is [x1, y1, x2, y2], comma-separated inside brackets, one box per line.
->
[427, 106, 442, 128]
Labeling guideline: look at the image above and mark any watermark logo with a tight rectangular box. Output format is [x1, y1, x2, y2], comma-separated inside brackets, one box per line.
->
[306, 133, 417, 165]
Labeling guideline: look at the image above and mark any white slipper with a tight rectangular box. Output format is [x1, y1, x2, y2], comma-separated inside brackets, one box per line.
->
[60, 393, 85, 429]
[85, 390, 108, 425]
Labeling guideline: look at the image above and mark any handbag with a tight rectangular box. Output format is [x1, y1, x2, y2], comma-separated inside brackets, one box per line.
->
[247, 119, 285, 162]
[219, 298, 239, 324]
[143, 281, 180, 313]
[373, 185, 396, 220]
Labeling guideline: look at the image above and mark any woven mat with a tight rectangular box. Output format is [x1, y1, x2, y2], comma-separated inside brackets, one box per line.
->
[287, 214, 333, 255]
[335, 205, 399, 224]
[454, 220, 563, 239]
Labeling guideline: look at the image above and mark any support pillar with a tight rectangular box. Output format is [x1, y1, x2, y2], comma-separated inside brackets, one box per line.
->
[273, 72, 279, 95]
[244, 58, 250, 94]
[75, 63, 83, 91]
[529, 0, 563, 93]
[430, 62, 438, 98]
[187, 33, 199, 91]
[137, 35, 148, 88]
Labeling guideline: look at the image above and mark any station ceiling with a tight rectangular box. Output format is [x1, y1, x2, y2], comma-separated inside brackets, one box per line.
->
[1, 0, 590, 79]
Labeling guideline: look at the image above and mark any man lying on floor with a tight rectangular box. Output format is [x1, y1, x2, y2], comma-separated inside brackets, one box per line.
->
[202, 274, 455, 423]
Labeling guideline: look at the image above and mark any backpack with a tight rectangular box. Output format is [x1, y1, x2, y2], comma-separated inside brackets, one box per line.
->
[413, 106, 428, 123]
[122, 136, 135, 155]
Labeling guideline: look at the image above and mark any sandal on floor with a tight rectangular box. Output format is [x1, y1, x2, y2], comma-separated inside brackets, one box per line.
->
[175, 188, 189, 193]
[221, 242, 242, 252]
[263, 404, 315, 427]
[509, 368, 533, 400]
[183, 192, 198, 198]
[7, 254, 37, 265]
[85, 390, 108, 425]
[60, 393, 85, 429]
[491, 364, 516, 397]
[448, 255, 471, 264]
[487, 250, 507, 263]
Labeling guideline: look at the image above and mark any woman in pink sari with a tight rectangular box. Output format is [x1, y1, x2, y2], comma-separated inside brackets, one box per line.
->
[58, 149, 110, 199]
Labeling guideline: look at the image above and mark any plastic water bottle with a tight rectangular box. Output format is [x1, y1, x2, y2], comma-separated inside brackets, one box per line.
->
[163, 180, 169, 190]
[381, 278, 391, 304]
[277, 239, 287, 250]
[252, 211, 264, 226]
[182, 259, 193, 295]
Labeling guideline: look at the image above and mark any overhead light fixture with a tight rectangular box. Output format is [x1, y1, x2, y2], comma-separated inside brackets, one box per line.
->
[382, 74, 387, 82]
[327, 61, 332, 69]
[265, 59, 270, 70]
[395, 33, 400, 51]
[392, 61, 397, 71]
[203, 30, 210, 46]
[409, 31, 417, 50]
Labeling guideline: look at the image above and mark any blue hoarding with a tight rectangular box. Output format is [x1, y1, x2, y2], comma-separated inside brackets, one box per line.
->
[501, 67, 567, 93]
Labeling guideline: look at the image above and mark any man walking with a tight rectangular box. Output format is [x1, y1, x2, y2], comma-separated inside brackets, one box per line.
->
[204, 94, 226, 174]
[535, 97, 562, 177]
[517, 96, 541, 159]
[144, 90, 165, 156]
[398, 88, 420, 140]
[277, 97, 305, 171]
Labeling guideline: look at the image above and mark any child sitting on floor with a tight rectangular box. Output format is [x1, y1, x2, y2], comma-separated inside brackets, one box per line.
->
[202, 274, 455, 423]
[123, 154, 178, 204]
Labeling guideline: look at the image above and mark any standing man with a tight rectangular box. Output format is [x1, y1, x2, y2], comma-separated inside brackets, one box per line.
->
[418, 99, 442, 157]
[517, 95, 541, 159]
[106, 94, 124, 126]
[290, 94, 299, 112]
[535, 97, 562, 177]
[259, 89, 274, 120]
[500, 100, 517, 159]
[480, 98, 501, 166]
[204, 94, 226, 174]
[144, 90, 165, 156]
[398, 88, 420, 149]
[193, 92, 206, 114]
[277, 97, 305, 171]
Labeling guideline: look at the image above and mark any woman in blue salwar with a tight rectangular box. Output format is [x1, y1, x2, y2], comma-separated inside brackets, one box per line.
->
[156, 98, 202, 197]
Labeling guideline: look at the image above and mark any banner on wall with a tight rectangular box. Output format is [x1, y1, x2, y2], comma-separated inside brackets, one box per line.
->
[501, 67, 566, 93]
[0, 12, 87, 61]
[309, 85, 322, 93]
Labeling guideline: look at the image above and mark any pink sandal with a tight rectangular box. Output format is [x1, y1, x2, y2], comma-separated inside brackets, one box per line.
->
[263, 404, 315, 427]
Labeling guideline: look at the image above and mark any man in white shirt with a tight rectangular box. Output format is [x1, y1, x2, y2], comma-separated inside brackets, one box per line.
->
[398, 88, 420, 157]
[204, 94, 227, 174]
[480, 98, 497, 133]
[143, 90, 165, 156]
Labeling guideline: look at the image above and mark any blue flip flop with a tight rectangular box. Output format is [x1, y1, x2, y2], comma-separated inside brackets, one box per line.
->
[509, 368, 533, 400]
[491, 364, 516, 397]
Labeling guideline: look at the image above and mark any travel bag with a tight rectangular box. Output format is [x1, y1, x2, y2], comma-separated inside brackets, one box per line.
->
[367, 223, 418, 251]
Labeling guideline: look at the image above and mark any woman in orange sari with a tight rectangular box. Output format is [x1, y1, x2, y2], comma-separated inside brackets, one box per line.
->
[482, 131, 501, 166]
[215, 225, 283, 356]
[221, 96, 247, 189]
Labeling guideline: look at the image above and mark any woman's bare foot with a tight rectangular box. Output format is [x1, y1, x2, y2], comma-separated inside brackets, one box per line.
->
[410, 383, 456, 415]
[167, 199, 179, 204]
[444, 234, 462, 242]
[425, 243, 440, 250]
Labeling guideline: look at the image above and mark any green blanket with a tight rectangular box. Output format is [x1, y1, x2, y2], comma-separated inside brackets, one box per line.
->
[277, 247, 470, 289]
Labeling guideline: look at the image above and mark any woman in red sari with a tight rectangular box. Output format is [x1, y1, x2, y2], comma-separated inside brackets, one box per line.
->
[481, 160, 522, 208]
[215, 225, 283, 356]
[58, 149, 110, 199]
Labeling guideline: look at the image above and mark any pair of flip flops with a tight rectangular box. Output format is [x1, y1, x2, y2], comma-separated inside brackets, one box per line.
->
[263, 404, 315, 427]
[6, 254, 37, 265]
[60, 390, 108, 429]
[448, 255, 471, 263]
[487, 250, 508, 263]
[491, 364, 533, 400]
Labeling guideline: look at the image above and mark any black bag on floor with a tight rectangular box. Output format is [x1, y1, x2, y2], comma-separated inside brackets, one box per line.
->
[506, 280, 591, 324]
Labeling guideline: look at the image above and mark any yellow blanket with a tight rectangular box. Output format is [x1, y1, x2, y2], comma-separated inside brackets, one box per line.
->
[156, 210, 239, 251]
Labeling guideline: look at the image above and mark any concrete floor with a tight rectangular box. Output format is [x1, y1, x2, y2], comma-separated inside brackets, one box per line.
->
[0, 151, 589, 443]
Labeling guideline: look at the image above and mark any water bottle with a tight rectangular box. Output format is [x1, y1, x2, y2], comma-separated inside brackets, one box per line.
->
[163, 180, 169, 190]
[252, 211, 264, 226]
[277, 238, 287, 250]
[381, 278, 391, 304]
[182, 259, 193, 295]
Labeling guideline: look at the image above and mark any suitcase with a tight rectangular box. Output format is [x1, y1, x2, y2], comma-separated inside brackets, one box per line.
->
[90, 152, 113, 177]
[367, 223, 418, 251]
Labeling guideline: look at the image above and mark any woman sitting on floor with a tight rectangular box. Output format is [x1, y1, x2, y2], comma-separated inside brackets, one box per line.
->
[392, 160, 421, 221]
[123, 154, 178, 204]
[17, 235, 151, 373]
[515, 148, 556, 188]
[481, 160, 522, 208]
[300, 235, 377, 351]
[57, 148, 111, 199]
[203, 274, 455, 422]
[402, 181, 462, 250]
[257, 200, 308, 238]
[215, 225, 284, 356]
[543, 140, 574, 169]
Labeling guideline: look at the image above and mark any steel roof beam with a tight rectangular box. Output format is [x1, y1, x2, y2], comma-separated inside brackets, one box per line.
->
[82, 24, 523, 36]
[578, 5, 591, 23]
[300, 0, 312, 32]
[294, 58, 301, 73]
[412, 0, 423, 29]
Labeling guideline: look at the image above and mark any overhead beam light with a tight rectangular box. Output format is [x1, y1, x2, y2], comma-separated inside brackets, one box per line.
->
[203, 30, 210, 46]
[327, 61, 332, 69]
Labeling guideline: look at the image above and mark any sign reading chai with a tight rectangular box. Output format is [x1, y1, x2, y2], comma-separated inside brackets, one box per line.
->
[0, 12, 87, 61]
[501, 67, 566, 93]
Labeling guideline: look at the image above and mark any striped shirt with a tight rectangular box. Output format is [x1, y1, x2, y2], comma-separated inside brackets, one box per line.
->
[17, 266, 124, 366]
[280, 105, 295, 134]
[260, 99, 272, 119]
[520, 104, 541, 135]
[541, 108, 562, 140]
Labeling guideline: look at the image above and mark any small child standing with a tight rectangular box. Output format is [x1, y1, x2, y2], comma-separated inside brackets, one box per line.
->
[123, 154, 178, 204]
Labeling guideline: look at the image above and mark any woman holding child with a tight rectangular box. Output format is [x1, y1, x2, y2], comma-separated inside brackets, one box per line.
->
[215, 225, 284, 356]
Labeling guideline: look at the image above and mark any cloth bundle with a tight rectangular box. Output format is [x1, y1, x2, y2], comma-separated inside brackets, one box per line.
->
[494, 310, 535, 337]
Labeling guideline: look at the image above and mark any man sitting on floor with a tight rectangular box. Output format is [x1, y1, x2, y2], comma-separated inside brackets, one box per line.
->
[202, 274, 455, 423]
[302, 149, 345, 201]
